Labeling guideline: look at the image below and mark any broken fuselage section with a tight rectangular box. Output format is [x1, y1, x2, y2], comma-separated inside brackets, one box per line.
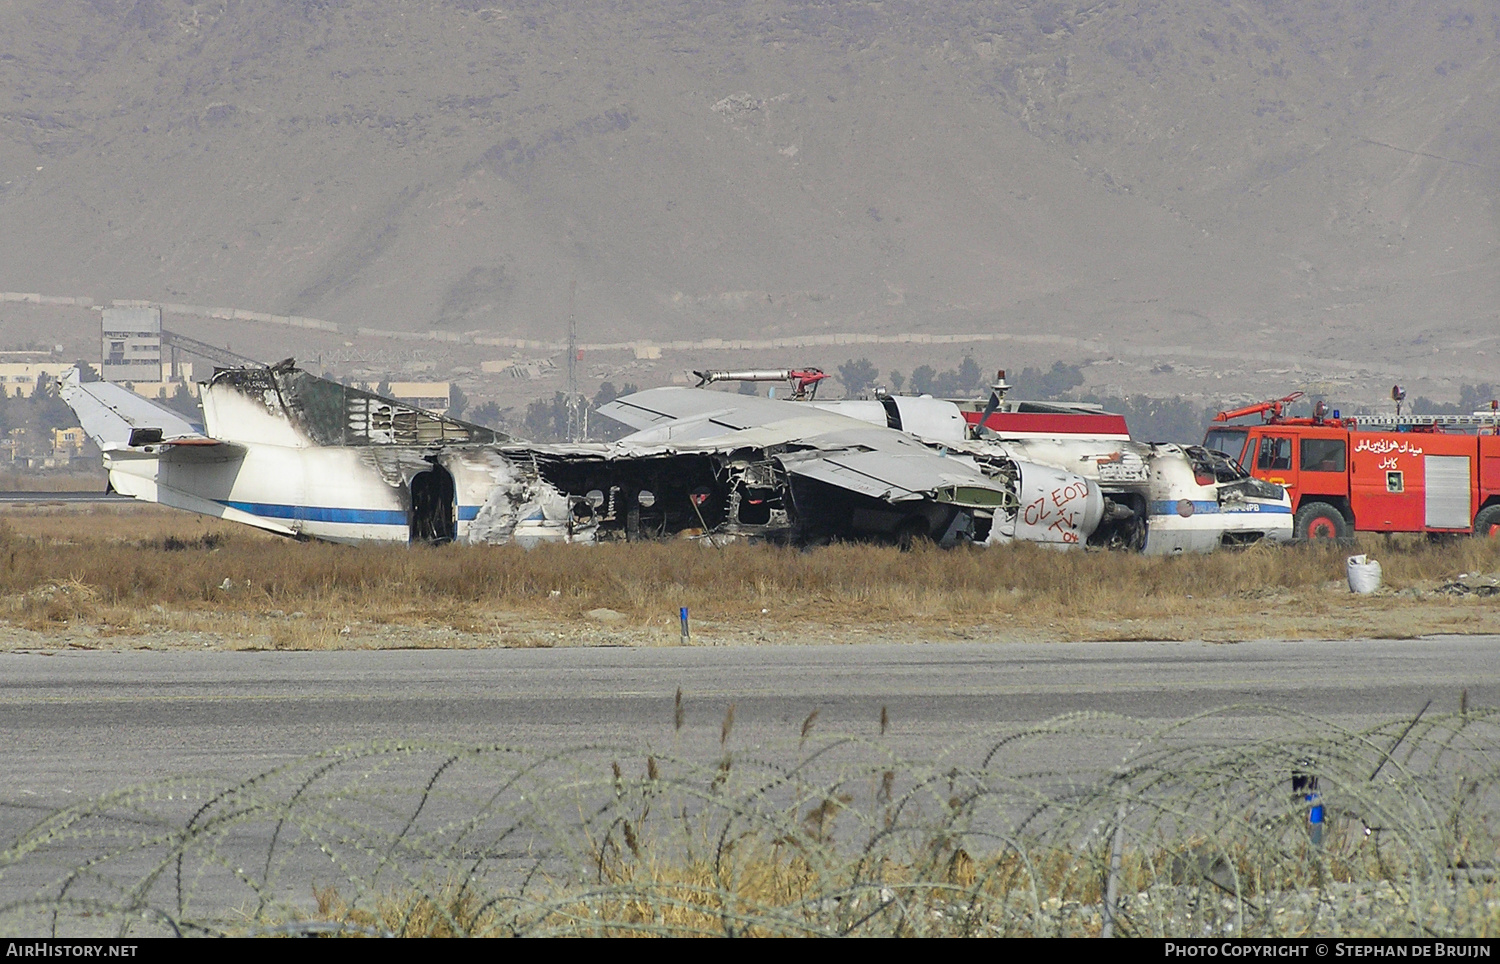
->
[92, 365, 596, 546]
[526, 436, 1098, 549]
[550, 387, 1103, 548]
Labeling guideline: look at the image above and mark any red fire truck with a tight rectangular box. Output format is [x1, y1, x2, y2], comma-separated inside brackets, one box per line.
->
[1202, 392, 1500, 539]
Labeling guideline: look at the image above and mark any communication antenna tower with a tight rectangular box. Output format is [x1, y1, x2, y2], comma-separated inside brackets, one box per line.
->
[565, 281, 583, 441]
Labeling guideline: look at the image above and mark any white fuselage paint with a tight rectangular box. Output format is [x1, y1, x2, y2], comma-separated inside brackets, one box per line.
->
[987, 462, 1105, 547]
[813, 397, 969, 443]
[104, 441, 593, 547]
[987, 437, 1293, 553]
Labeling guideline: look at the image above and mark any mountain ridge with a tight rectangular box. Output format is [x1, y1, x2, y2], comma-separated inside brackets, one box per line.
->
[1, 0, 1495, 378]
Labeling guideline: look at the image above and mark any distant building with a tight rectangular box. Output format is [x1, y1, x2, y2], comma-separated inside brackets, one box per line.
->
[102, 307, 165, 383]
[52, 427, 86, 458]
[0, 363, 99, 398]
[358, 381, 453, 413]
[482, 358, 559, 380]
[4, 426, 61, 467]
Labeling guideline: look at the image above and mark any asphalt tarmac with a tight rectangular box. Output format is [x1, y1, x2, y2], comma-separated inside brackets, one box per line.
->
[2, 635, 1492, 807]
[1, 635, 1494, 932]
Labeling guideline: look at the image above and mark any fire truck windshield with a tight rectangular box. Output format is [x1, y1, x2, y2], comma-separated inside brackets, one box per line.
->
[1202, 428, 1249, 466]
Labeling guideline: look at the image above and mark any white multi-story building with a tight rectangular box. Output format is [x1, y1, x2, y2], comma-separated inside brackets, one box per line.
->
[102, 307, 165, 383]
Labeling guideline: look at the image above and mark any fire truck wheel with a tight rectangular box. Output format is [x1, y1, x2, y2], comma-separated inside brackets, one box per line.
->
[1294, 502, 1350, 541]
[1474, 505, 1500, 538]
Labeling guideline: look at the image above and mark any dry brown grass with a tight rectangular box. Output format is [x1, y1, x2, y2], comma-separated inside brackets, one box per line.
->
[0, 469, 107, 492]
[298, 824, 1500, 937]
[0, 503, 1497, 648]
[309, 881, 500, 938]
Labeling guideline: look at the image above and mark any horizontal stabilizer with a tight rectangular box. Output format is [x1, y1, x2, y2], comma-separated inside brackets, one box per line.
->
[58, 368, 206, 449]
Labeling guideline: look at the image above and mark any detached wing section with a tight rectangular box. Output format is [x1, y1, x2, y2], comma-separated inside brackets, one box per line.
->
[772, 428, 1011, 509]
[601, 388, 1009, 506]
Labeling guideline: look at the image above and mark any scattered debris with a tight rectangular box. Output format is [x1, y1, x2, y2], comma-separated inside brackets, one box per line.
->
[1436, 572, 1500, 597]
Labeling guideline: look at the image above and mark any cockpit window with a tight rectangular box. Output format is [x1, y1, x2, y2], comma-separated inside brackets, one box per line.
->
[1185, 445, 1250, 483]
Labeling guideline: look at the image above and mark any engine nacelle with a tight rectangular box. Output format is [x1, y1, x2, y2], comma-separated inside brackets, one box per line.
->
[988, 463, 1104, 547]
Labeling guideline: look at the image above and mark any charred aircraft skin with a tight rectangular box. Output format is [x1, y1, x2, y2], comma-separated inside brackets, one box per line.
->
[59, 365, 1104, 550]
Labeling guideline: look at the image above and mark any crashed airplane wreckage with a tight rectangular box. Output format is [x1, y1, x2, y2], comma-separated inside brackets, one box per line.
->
[692, 368, 1294, 554]
[60, 361, 1290, 552]
[60, 362, 1102, 549]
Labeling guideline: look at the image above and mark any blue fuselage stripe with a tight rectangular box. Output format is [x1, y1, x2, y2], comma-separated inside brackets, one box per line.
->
[217, 501, 483, 526]
[218, 501, 406, 526]
[1148, 500, 1292, 516]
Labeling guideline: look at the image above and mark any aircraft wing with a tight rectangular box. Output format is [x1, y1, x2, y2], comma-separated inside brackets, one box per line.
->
[597, 387, 1012, 508]
[778, 446, 1006, 507]
[597, 387, 813, 437]
[599, 387, 907, 446]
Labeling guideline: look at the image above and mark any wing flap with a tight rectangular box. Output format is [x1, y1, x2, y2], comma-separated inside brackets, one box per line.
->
[782, 448, 1010, 506]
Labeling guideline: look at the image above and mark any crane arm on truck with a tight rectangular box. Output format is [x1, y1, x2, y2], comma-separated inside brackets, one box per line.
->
[1213, 392, 1304, 424]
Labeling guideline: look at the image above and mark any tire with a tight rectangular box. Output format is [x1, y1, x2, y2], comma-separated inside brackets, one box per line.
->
[1294, 501, 1350, 541]
[1474, 504, 1500, 538]
[894, 516, 930, 552]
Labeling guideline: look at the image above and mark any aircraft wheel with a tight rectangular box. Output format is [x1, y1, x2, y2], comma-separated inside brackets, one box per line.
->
[1294, 501, 1349, 541]
[894, 516, 930, 552]
[1474, 504, 1500, 538]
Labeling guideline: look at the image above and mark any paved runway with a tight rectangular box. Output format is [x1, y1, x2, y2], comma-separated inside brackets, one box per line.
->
[2, 635, 1494, 931]
[0, 491, 124, 504]
[2, 635, 1492, 808]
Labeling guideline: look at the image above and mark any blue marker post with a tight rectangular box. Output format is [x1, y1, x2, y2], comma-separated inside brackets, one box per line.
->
[1293, 764, 1322, 847]
[680, 606, 690, 645]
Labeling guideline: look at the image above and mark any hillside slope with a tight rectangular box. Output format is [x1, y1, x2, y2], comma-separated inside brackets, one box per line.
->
[1, 0, 1495, 373]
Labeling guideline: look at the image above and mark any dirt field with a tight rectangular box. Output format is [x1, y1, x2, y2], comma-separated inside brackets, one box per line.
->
[0, 502, 1495, 652]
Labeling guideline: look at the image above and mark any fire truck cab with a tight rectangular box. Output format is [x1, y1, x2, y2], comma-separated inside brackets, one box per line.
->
[1203, 393, 1500, 540]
